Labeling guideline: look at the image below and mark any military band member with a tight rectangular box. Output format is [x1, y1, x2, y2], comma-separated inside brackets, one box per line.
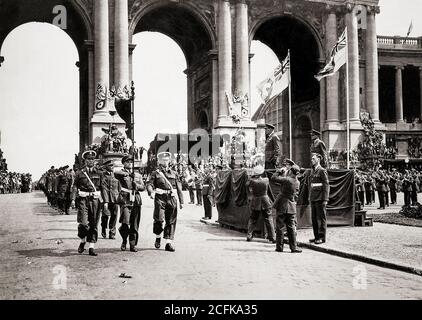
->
[309, 153, 330, 245]
[310, 130, 328, 169]
[101, 159, 121, 240]
[271, 164, 302, 253]
[71, 150, 104, 256]
[246, 165, 276, 243]
[147, 152, 184, 252]
[115, 155, 145, 252]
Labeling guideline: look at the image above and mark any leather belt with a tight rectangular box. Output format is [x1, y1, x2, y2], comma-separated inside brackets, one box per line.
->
[311, 183, 323, 187]
[155, 188, 175, 195]
[78, 190, 101, 198]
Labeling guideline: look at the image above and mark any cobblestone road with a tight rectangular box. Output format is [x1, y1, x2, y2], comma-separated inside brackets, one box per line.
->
[1, 192, 421, 300]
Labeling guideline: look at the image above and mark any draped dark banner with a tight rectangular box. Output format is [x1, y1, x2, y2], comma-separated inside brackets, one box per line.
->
[215, 169, 355, 231]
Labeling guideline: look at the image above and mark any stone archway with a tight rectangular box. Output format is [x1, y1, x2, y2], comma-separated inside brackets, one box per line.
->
[129, 1, 216, 133]
[251, 14, 322, 160]
[0, 0, 93, 150]
[293, 115, 313, 168]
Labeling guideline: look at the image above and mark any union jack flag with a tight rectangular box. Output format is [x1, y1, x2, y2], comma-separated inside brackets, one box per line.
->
[315, 29, 347, 81]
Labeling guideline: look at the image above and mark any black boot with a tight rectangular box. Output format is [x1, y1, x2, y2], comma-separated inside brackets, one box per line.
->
[165, 243, 175, 252]
[129, 241, 138, 252]
[155, 238, 161, 249]
[78, 242, 85, 254]
[88, 248, 98, 256]
[121, 240, 127, 251]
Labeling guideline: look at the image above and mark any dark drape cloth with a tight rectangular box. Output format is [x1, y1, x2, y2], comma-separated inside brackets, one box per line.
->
[215, 170, 232, 206]
[231, 169, 249, 207]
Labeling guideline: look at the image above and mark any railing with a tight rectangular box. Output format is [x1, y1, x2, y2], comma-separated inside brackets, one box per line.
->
[377, 35, 422, 49]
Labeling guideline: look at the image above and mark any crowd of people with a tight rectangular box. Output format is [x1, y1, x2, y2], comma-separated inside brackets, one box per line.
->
[0, 171, 33, 194]
[355, 167, 422, 209]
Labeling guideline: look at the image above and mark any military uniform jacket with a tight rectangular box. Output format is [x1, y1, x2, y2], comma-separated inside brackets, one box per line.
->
[246, 177, 273, 211]
[194, 170, 204, 190]
[310, 165, 330, 202]
[146, 168, 184, 205]
[57, 173, 73, 196]
[265, 133, 281, 168]
[101, 171, 122, 204]
[71, 168, 103, 201]
[271, 175, 299, 214]
[114, 169, 145, 206]
[202, 175, 215, 197]
[375, 174, 387, 192]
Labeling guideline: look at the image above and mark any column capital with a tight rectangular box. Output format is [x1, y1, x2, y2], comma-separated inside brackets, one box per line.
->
[395, 65, 405, 70]
[366, 5, 380, 15]
[345, 2, 355, 13]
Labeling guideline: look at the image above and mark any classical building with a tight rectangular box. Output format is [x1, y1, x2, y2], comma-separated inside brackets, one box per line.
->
[1, 0, 420, 166]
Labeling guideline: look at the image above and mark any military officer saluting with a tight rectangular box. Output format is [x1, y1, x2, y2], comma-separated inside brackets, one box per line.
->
[310, 130, 328, 169]
[115, 155, 145, 252]
[309, 153, 330, 245]
[71, 150, 104, 256]
[147, 152, 184, 252]
[101, 159, 121, 240]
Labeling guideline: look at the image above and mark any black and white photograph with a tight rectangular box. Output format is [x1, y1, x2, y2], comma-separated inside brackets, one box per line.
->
[0, 0, 421, 307]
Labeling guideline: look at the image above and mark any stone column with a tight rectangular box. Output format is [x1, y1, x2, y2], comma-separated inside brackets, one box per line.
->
[365, 6, 380, 122]
[217, 0, 232, 121]
[325, 9, 340, 124]
[395, 66, 404, 123]
[114, 0, 129, 90]
[234, 0, 250, 118]
[93, 0, 110, 117]
[346, 5, 360, 123]
[419, 67, 422, 119]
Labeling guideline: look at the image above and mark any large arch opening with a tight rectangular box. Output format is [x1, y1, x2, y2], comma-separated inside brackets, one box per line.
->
[251, 15, 321, 166]
[0, 0, 92, 152]
[0, 22, 79, 180]
[131, 2, 214, 150]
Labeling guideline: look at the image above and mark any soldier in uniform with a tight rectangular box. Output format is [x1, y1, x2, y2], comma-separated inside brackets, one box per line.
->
[264, 124, 281, 173]
[57, 166, 73, 215]
[271, 164, 302, 253]
[201, 166, 215, 220]
[71, 150, 103, 256]
[147, 152, 184, 252]
[194, 164, 203, 206]
[310, 130, 328, 169]
[245, 165, 276, 243]
[101, 159, 121, 240]
[309, 153, 330, 245]
[115, 155, 145, 252]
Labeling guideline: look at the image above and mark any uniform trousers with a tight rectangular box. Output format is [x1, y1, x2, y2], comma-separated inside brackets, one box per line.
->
[153, 194, 178, 240]
[275, 212, 298, 251]
[311, 201, 327, 241]
[119, 204, 141, 246]
[188, 186, 195, 203]
[404, 191, 411, 206]
[247, 209, 275, 241]
[390, 189, 397, 204]
[377, 190, 385, 208]
[101, 203, 119, 237]
[202, 195, 213, 219]
[77, 197, 101, 243]
[196, 188, 203, 205]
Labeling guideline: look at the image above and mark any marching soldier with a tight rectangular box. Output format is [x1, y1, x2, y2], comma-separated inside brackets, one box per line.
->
[101, 159, 121, 240]
[71, 150, 104, 257]
[147, 152, 184, 252]
[57, 166, 73, 215]
[271, 164, 302, 253]
[194, 164, 203, 206]
[246, 165, 276, 243]
[309, 153, 330, 245]
[310, 130, 328, 169]
[115, 155, 145, 252]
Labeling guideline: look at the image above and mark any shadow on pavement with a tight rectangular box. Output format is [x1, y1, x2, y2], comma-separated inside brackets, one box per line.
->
[16, 247, 124, 258]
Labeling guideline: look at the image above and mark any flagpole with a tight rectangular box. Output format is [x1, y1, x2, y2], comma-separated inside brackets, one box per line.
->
[345, 27, 350, 170]
[288, 50, 292, 160]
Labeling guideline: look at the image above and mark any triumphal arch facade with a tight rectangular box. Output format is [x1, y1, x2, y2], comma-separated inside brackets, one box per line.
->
[0, 0, 380, 161]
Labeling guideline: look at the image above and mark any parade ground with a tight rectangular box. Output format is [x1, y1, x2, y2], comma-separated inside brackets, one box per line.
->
[0, 191, 421, 300]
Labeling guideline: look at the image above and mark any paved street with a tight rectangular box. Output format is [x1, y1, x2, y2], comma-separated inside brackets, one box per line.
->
[0, 191, 422, 300]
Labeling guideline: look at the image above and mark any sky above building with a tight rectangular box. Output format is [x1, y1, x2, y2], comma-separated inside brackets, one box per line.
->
[0, 0, 420, 180]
